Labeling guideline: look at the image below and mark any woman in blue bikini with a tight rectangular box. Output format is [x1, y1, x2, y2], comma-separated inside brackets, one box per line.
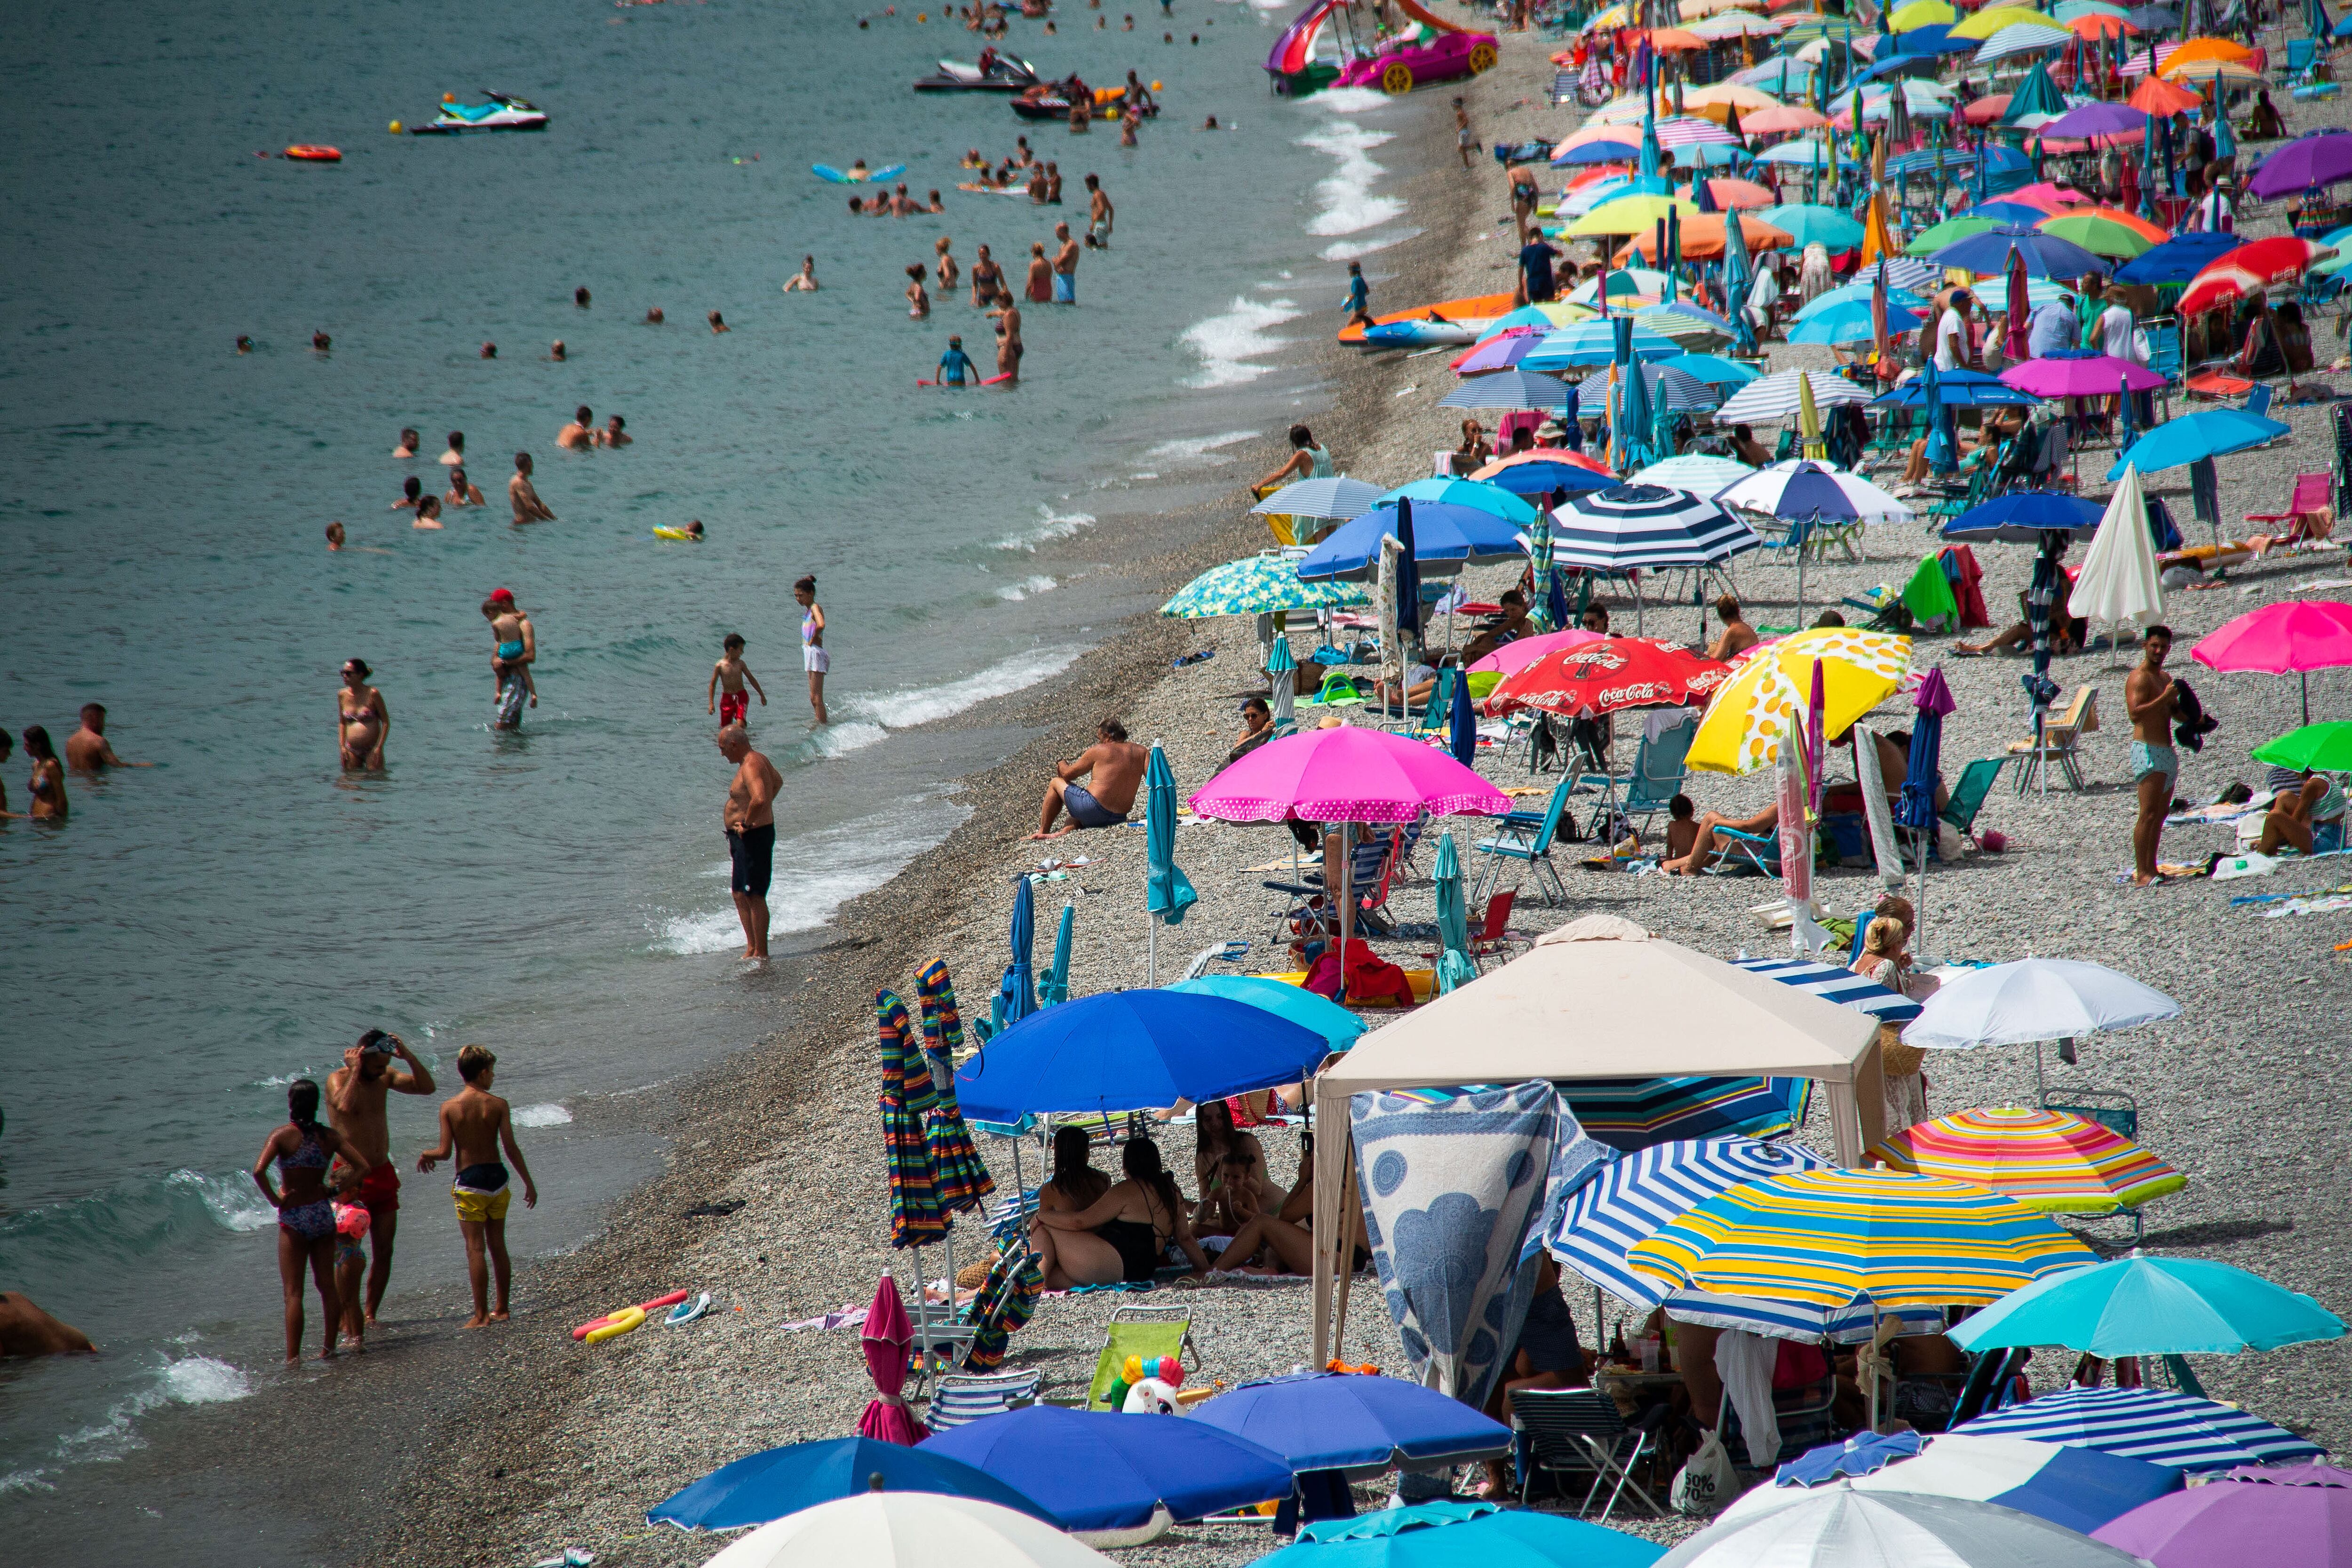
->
[252, 1078, 373, 1362]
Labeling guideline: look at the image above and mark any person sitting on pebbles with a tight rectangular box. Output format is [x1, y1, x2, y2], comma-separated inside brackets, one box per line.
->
[1030, 716, 1146, 838]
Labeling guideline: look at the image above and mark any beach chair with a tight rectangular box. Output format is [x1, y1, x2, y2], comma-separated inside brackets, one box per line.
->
[2007, 686, 2097, 793]
[1510, 1388, 1667, 1521]
[1085, 1305, 1199, 1409]
[1471, 777, 1574, 906]
[1469, 888, 1522, 964]
[1574, 716, 1697, 838]
[1265, 830, 1398, 943]
[1716, 1374, 1845, 1470]
[1706, 821, 1782, 876]
[2244, 471, 2335, 545]
[1940, 756, 2006, 847]
[1384, 667, 1455, 739]
[927, 1368, 1043, 1429]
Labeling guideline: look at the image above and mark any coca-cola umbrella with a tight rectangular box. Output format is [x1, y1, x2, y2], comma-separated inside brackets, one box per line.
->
[2176, 236, 2340, 318]
[1484, 635, 1733, 719]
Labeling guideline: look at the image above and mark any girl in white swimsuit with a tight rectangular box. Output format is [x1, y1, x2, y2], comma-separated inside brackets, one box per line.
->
[794, 574, 829, 725]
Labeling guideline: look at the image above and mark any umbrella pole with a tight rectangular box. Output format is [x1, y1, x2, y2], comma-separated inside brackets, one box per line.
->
[1338, 822, 1355, 1005]
[2304, 671, 2312, 728]
[1148, 913, 1156, 988]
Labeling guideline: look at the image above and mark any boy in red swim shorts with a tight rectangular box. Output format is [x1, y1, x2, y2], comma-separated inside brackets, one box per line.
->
[707, 632, 768, 729]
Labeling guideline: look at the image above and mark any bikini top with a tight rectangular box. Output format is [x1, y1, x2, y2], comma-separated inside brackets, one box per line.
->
[278, 1124, 330, 1173]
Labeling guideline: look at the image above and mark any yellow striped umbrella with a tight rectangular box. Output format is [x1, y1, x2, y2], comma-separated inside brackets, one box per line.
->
[1627, 1168, 2098, 1308]
[1950, 4, 2054, 40]
[1870, 1106, 2186, 1215]
[1688, 626, 1912, 774]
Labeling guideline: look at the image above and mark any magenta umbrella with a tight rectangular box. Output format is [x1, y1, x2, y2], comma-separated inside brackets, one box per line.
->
[2248, 128, 2352, 200]
[2004, 249, 2031, 365]
[2193, 599, 2352, 724]
[2001, 353, 2169, 396]
[2093, 1463, 2352, 1567]
[1467, 625, 1606, 676]
[857, 1274, 927, 1445]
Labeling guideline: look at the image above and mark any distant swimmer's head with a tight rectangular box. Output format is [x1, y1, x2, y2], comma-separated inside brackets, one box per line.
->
[325, 521, 346, 550]
[1056, 221, 1071, 238]
[575, 405, 593, 425]
[575, 286, 591, 308]
[287, 1078, 324, 1130]
[936, 236, 951, 254]
[849, 196, 864, 214]
[851, 159, 869, 172]
[514, 451, 534, 474]
[1031, 241, 1046, 256]
[1086, 173, 1099, 189]
[398, 428, 421, 453]
[237, 334, 254, 353]
[313, 330, 332, 351]
[1202, 115, 1217, 129]
[1288, 425, 1314, 450]
[450, 466, 470, 489]
[896, 182, 909, 195]
[481, 341, 497, 358]
[488, 587, 516, 609]
[447, 431, 465, 452]
[686, 520, 704, 537]
[646, 307, 665, 324]
[20, 725, 54, 762]
[551, 340, 566, 360]
[606, 415, 626, 436]
[907, 264, 926, 282]
[457, 1044, 497, 1085]
[415, 494, 443, 524]
[709, 310, 729, 332]
[401, 476, 422, 504]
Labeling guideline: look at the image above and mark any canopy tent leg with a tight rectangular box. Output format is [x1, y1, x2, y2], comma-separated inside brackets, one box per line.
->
[1311, 1077, 1351, 1365]
[1331, 1153, 1361, 1364]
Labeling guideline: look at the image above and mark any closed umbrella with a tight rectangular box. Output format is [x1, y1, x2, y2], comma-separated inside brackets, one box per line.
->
[909, 971, 994, 1216]
[1446, 666, 1476, 767]
[999, 876, 1037, 1028]
[2067, 464, 2164, 660]
[2024, 529, 2066, 790]
[879, 995, 947, 1250]
[2004, 249, 2032, 363]
[857, 1274, 928, 1445]
[1433, 831, 1476, 994]
[700, 1493, 1111, 1568]
[1724, 181, 1758, 356]
[1895, 667, 1953, 952]
[1393, 498, 1422, 681]
[1143, 742, 1195, 986]
[646, 1435, 1057, 1531]
[1040, 903, 1075, 1006]
[960, 1240, 1044, 1370]
[1266, 636, 1297, 732]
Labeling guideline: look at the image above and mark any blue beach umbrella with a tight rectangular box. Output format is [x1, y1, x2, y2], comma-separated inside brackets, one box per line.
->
[1871, 367, 2040, 409]
[1166, 974, 1366, 1051]
[1944, 490, 2106, 541]
[1522, 319, 1681, 371]
[1759, 203, 1867, 250]
[954, 989, 1329, 1123]
[1297, 503, 1527, 583]
[1471, 456, 1616, 496]
[1757, 1434, 2184, 1536]
[1721, 201, 1757, 358]
[1949, 1254, 2347, 1358]
[1933, 225, 2108, 279]
[1555, 138, 1642, 167]
[1432, 831, 1475, 994]
[1659, 351, 1760, 387]
[998, 875, 1037, 1028]
[921, 1405, 1295, 1533]
[1144, 741, 1197, 987]
[2107, 408, 2294, 481]
[1189, 1376, 1510, 1478]
[1435, 367, 1577, 414]
[646, 1436, 1058, 1531]
[1254, 1500, 1665, 1568]
[1954, 1386, 2326, 1472]
[1777, 1431, 1925, 1485]
[1040, 902, 1075, 1005]
[1790, 300, 1925, 345]
[1376, 478, 1539, 526]
[1918, 359, 1954, 476]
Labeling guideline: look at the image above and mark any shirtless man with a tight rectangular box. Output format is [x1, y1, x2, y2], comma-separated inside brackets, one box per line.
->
[1043, 161, 1063, 204]
[1085, 173, 1113, 248]
[784, 255, 820, 292]
[22, 726, 66, 821]
[1032, 716, 1147, 837]
[557, 406, 597, 452]
[440, 432, 466, 467]
[509, 452, 556, 526]
[327, 1029, 437, 1324]
[484, 589, 538, 729]
[2125, 624, 2179, 886]
[717, 724, 782, 959]
[0, 1292, 95, 1357]
[416, 1045, 537, 1329]
[1051, 222, 1081, 304]
[64, 704, 151, 771]
[1705, 594, 1759, 662]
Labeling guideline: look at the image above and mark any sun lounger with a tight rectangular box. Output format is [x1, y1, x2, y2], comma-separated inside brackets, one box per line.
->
[1086, 1305, 1198, 1410]
[1472, 776, 1573, 906]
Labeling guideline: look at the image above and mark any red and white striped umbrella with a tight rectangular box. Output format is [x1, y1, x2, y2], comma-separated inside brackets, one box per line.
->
[2177, 236, 2339, 318]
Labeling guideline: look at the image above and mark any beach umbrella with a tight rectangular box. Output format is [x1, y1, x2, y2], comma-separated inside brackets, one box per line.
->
[1189, 1380, 1512, 1480]
[1393, 497, 1422, 665]
[1722, 191, 1758, 358]
[1789, 299, 1925, 344]
[2113, 231, 2239, 285]
[2106, 407, 2292, 485]
[2198, 601, 2352, 719]
[2177, 236, 2340, 317]
[1900, 961, 2180, 1098]
[1434, 367, 1578, 413]
[1548, 1136, 1832, 1306]
[1903, 214, 2002, 256]
[1295, 503, 1527, 583]
[1447, 327, 1543, 375]
[1265, 636, 1296, 734]
[2002, 352, 2169, 396]
[2127, 72, 2199, 115]
[1522, 320, 1681, 371]
[1549, 487, 1760, 583]
[1142, 741, 1195, 986]
[1633, 300, 1738, 350]
[999, 876, 1037, 1027]
[1626, 1167, 2100, 1309]
[2255, 721, 2352, 773]
[1569, 192, 1703, 238]
[922, 1405, 1294, 1536]
[2067, 464, 2164, 654]
[2038, 207, 2167, 259]
[1727, 1436, 2185, 1537]
[1039, 903, 1075, 1005]
[1257, 1500, 1666, 1568]
[1465, 625, 1603, 677]
[858, 1274, 929, 1445]
[1873, 368, 2041, 409]
[1795, 279, 1931, 320]
[1431, 832, 1476, 994]
[1631, 452, 1754, 491]
[1163, 556, 1371, 619]
[1955, 1387, 2327, 1472]
[1976, 21, 2075, 62]
[2248, 128, 2352, 199]
[961, 1239, 1044, 1371]
[1554, 137, 1643, 167]
[879, 994, 947, 1250]
[1467, 451, 1618, 496]
[1872, 1106, 2183, 1214]
[698, 1492, 1112, 1568]
[2033, 102, 2152, 143]
[1713, 367, 1874, 425]
[911, 969, 994, 1216]
[647, 1435, 1058, 1532]
[1745, 103, 1832, 134]
[1689, 627, 1913, 775]
[1377, 477, 1538, 525]
[1191, 722, 1508, 825]
[1945, 493, 2107, 544]
[1951, 1253, 2344, 1357]
[1485, 636, 1734, 721]
[1165, 974, 1366, 1051]
[2004, 59, 2072, 122]
[1715, 462, 1910, 620]
[1681, 175, 1776, 209]
[1933, 225, 2108, 278]
[953, 989, 1329, 1124]
[1445, 668, 1476, 770]
[2096, 1464, 2352, 1568]
[1756, 137, 1837, 167]
[1616, 213, 1796, 263]
[1249, 476, 1385, 521]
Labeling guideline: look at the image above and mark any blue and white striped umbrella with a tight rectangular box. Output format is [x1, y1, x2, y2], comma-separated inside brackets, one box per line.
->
[1550, 1138, 1831, 1306]
[1549, 484, 1760, 572]
[1731, 957, 1923, 1023]
[1714, 368, 1875, 426]
[1955, 1387, 2326, 1472]
[1975, 21, 2074, 63]
[1248, 476, 1384, 520]
[1435, 367, 1577, 413]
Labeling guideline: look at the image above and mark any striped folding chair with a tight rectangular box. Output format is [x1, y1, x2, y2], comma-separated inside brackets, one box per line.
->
[925, 1369, 1044, 1431]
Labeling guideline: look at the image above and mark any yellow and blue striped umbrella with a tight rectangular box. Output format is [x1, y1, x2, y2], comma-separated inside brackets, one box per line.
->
[1626, 1168, 2097, 1308]
[1870, 1106, 2184, 1215]
[1161, 555, 1370, 619]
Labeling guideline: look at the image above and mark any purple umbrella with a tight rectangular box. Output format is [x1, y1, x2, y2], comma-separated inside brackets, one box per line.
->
[2032, 101, 2150, 144]
[1453, 327, 1544, 376]
[2248, 128, 2352, 200]
[2093, 1463, 2352, 1568]
[2002, 352, 2168, 396]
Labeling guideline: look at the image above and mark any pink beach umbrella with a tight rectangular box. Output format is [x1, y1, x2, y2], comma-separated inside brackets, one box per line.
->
[1467, 626, 1606, 677]
[2001, 354, 2168, 397]
[2193, 599, 2352, 725]
[857, 1274, 927, 1445]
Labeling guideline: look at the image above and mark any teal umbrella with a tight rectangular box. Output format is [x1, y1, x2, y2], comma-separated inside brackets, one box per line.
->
[1144, 742, 1195, 984]
[1040, 903, 1075, 1006]
[1167, 974, 1368, 1051]
[1950, 1254, 2347, 1358]
[1433, 831, 1477, 995]
[1267, 636, 1297, 732]
[1255, 1500, 1664, 1568]
[1164, 556, 1371, 619]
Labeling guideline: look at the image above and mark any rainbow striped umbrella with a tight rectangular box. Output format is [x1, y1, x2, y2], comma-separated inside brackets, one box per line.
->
[1627, 1168, 2098, 1308]
[961, 1242, 1044, 1370]
[914, 963, 996, 1217]
[877, 989, 947, 1249]
[1871, 1106, 2184, 1215]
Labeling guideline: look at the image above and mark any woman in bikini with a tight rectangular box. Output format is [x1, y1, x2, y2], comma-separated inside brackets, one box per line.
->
[969, 244, 1003, 309]
[337, 659, 389, 771]
[445, 467, 486, 508]
[251, 1078, 372, 1362]
[1192, 1100, 1269, 1234]
[792, 574, 829, 725]
[1025, 1126, 1116, 1289]
[1034, 1138, 1209, 1284]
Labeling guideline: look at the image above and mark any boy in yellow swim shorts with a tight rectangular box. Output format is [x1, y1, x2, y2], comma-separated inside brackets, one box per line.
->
[418, 1045, 539, 1329]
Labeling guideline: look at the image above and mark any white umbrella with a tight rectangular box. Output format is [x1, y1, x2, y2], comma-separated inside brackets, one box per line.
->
[703, 1493, 1110, 1568]
[1631, 453, 1755, 492]
[1901, 958, 2181, 1098]
[2066, 462, 2164, 664]
[1717, 459, 1912, 522]
[1660, 1488, 2146, 1568]
[1714, 368, 1874, 426]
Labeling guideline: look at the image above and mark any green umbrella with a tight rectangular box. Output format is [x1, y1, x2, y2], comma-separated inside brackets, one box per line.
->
[1905, 215, 1999, 257]
[1040, 903, 1075, 1005]
[2253, 722, 2352, 773]
[1432, 831, 1477, 995]
[1163, 555, 1371, 619]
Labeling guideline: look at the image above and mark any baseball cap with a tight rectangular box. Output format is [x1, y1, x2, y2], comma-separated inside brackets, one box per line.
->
[488, 588, 516, 605]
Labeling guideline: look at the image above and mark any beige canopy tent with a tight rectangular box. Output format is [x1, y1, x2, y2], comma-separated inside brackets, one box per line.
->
[1309, 915, 1887, 1365]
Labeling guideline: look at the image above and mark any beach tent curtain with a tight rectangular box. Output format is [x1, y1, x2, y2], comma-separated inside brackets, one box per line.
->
[1311, 916, 1881, 1364]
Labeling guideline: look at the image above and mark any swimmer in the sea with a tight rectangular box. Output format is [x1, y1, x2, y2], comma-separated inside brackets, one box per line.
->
[709, 310, 730, 333]
[600, 415, 630, 449]
[707, 632, 767, 727]
[509, 453, 556, 526]
[557, 406, 597, 453]
[574, 286, 591, 308]
[906, 265, 931, 318]
[313, 330, 332, 352]
[893, 183, 918, 216]
[394, 477, 422, 511]
[927, 189, 945, 213]
[413, 494, 445, 530]
[938, 334, 978, 386]
[395, 428, 421, 459]
[326, 520, 346, 551]
[684, 519, 704, 539]
[935, 238, 959, 293]
[483, 593, 539, 723]
[645, 306, 665, 324]
[1085, 173, 1112, 247]
[339, 663, 389, 772]
[549, 340, 566, 361]
[1202, 114, 1219, 129]
[971, 243, 1003, 307]
[238, 335, 254, 353]
[848, 195, 865, 215]
[849, 159, 870, 179]
[1025, 241, 1052, 302]
[480, 342, 497, 358]
[441, 432, 466, 467]
[446, 467, 486, 507]
[1044, 162, 1063, 203]
[785, 255, 820, 292]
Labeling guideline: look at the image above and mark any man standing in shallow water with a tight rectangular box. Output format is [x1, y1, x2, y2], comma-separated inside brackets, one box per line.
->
[509, 452, 556, 525]
[417, 1045, 537, 1329]
[717, 724, 781, 960]
[327, 1029, 435, 1325]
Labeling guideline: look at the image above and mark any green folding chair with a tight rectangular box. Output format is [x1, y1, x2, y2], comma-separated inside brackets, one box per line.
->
[1085, 1305, 1199, 1409]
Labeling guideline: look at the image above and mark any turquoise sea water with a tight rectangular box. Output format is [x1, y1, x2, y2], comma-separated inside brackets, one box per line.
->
[0, 0, 1423, 1515]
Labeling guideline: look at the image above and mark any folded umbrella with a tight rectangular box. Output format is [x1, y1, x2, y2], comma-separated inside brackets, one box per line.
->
[858, 1274, 928, 1445]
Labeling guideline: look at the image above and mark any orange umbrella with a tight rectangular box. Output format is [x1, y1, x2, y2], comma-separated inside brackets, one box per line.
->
[2128, 75, 2201, 116]
[1680, 176, 1776, 207]
[1743, 103, 1828, 134]
[2068, 12, 2136, 38]
[1613, 213, 1794, 261]
[2163, 35, 2254, 69]
[1649, 26, 1708, 48]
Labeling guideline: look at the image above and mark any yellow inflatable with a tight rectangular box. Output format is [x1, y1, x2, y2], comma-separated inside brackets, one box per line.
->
[584, 1305, 646, 1344]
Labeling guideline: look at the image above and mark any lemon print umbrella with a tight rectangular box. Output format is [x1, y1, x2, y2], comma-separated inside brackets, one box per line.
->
[1688, 627, 1914, 774]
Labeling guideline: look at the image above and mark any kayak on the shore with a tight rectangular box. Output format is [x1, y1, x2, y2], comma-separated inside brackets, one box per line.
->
[406, 93, 549, 134]
[914, 53, 1041, 92]
[1338, 291, 1516, 345]
[1361, 315, 1483, 349]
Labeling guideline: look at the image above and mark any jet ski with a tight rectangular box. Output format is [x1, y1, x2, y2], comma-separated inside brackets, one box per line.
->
[409, 92, 549, 134]
[914, 53, 1040, 91]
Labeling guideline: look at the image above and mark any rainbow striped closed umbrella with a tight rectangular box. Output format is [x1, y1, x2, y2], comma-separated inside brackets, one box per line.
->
[1627, 1168, 2098, 1308]
[914, 963, 996, 1217]
[877, 989, 947, 1249]
[1871, 1106, 2184, 1215]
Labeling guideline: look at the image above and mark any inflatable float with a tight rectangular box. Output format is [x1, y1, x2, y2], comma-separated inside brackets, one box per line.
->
[1009, 86, 1160, 121]
[814, 162, 908, 183]
[1338, 290, 1515, 344]
[284, 145, 342, 162]
[1362, 316, 1481, 348]
[916, 372, 1015, 386]
[652, 526, 702, 541]
[572, 1289, 691, 1340]
[408, 93, 549, 134]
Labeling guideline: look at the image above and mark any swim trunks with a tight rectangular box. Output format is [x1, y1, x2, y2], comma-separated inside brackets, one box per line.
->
[2130, 740, 2179, 786]
[453, 1162, 511, 1225]
[728, 822, 777, 896]
[495, 672, 526, 728]
[803, 645, 831, 674]
[719, 690, 749, 726]
[354, 1162, 400, 1217]
[1062, 784, 1130, 829]
[2316, 817, 2345, 856]
[1053, 271, 1076, 304]
[496, 640, 525, 661]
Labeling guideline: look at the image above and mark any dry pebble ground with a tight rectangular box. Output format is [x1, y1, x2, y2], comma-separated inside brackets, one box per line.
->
[380, 38, 2352, 1568]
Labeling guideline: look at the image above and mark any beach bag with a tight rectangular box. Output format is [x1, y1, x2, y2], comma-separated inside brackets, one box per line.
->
[1671, 1429, 1737, 1516]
